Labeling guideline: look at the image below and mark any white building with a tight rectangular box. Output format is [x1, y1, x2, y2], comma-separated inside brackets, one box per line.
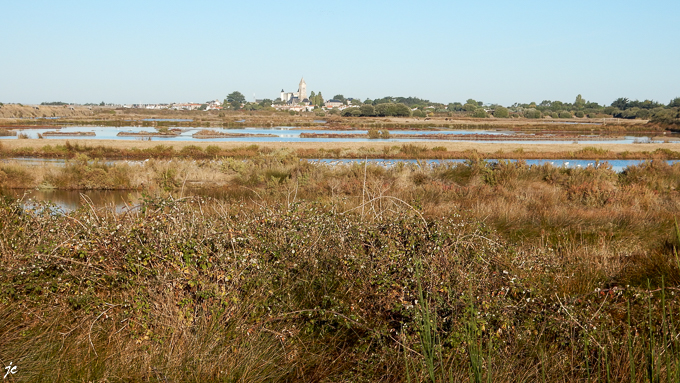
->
[280, 77, 308, 104]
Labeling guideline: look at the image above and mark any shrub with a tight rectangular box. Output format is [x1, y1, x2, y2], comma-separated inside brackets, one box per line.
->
[472, 108, 488, 118]
[574, 111, 585, 118]
[205, 145, 221, 156]
[0, 166, 35, 188]
[524, 109, 542, 119]
[493, 106, 509, 118]
[367, 129, 381, 139]
[559, 111, 572, 118]
[180, 145, 204, 157]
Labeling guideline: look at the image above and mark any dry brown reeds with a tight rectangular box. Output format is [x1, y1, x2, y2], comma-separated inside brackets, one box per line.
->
[2, 157, 680, 381]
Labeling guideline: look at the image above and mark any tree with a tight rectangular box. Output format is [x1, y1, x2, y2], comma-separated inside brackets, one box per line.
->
[472, 108, 488, 118]
[392, 103, 411, 117]
[360, 104, 375, 116]
[574, 94, 586, 109]
[493, 106, 509, 118]
[448, 102, 463, 111]
[463, 103, 477, 112]
[374, 103, 392, 116]
[99, 101, 105, 106]
[611, 97, 629, 110]
[332, 94, 345, 102]
[225, 91, 246, 110]
[524, 109, 542, 119]
[226, 91, 246, 103]
[669, 97, 680, 108]
[259, 99, 273, 108]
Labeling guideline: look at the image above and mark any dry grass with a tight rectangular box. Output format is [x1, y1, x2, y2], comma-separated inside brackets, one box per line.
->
[2, 139, 680, 161]
[2, 158, 680, 381]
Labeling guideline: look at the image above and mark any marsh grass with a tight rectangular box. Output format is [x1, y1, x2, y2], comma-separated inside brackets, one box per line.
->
[3, 140, 680, 161]
[2, 156, 680, 381]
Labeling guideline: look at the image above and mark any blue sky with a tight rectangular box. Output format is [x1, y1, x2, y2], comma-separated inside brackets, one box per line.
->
[1, 0, 678, 106]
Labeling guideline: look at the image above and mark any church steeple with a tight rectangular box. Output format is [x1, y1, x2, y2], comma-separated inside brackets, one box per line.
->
[298, 77, 307, 101]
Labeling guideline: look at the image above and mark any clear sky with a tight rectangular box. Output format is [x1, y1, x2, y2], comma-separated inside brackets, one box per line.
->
[1, 0, 678, 107]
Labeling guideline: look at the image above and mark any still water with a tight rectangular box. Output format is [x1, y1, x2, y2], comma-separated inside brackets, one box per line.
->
[0, 125, 665, 144]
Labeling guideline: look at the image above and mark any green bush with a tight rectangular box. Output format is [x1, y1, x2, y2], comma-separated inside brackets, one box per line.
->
[472, 108, 488, 118]
[493, 106, 509, 118]
[574, 111, 585, 118]
[559, 111, 572, 118]
[524, 109, 542, 119]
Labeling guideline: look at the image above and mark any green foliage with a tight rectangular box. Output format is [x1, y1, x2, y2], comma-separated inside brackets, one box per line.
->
[524, 109, 542, 119]
[373, 103, 411, 117]
[574, 111, 585, 118]
[472, 108, 488, 118]
[574, 94, 586, 109]
[669, 97, 680, 108]
[360, 104, 375, 116]
[40, 101, 69, 106]
[224, 91, 246, 109]
[341, 107, 362, 117]
[559, 111, 572, 118]
[493, 106, 509, 118]
[448, 102, 464, 111]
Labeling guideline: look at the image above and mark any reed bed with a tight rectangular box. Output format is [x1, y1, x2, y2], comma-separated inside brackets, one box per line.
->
[2, 141, 680, 161]
[1, 155, 680, 381]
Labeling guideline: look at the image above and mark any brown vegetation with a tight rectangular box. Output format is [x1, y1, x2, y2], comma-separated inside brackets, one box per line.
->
[2, 157, 680, 381]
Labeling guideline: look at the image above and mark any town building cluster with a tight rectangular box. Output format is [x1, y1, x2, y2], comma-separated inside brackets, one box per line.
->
[108, 77, 352, 112]
[120, 99, 223, 111]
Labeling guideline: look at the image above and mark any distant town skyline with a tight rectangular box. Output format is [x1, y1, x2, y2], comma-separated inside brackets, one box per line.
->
[2, 0, 678, 107]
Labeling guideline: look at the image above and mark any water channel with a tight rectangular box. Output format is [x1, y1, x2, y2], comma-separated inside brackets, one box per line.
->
[0, 125, 670, 144]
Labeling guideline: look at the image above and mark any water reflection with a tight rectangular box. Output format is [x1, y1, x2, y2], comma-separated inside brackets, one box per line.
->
[4, 189, 144, 213]
[0, 125, 671, 144]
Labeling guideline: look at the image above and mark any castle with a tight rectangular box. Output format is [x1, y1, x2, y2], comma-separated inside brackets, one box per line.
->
[280, 77, 308, 104]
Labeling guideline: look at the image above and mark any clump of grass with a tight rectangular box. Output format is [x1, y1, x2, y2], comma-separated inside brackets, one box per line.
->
[0, 165, 35, 188]
[43, 154, 132, 189]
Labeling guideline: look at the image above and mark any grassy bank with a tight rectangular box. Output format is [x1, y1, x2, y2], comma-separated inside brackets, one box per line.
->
[2, 155, 680, 380]
[2, 139, 680, 161]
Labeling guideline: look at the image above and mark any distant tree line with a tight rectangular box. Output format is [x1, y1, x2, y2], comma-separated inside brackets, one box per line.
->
[219, 89, 680, 125]
[40, 102, 69, 106]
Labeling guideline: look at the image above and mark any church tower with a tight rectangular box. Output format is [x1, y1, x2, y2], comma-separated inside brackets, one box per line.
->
[298, 77, 307, 101]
